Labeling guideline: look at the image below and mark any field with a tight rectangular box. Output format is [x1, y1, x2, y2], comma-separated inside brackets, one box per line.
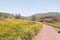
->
[44, 22, 60, 29]
[0, 19, 42, 40]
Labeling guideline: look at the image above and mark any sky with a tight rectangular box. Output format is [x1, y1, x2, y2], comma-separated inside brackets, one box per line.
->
[0, 0, 60, 16]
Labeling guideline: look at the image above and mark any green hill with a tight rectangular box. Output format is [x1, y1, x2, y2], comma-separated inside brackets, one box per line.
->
[0, 12, 14, 19]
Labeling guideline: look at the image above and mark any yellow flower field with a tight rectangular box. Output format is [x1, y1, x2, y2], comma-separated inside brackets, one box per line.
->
[0, 19, 42, 40]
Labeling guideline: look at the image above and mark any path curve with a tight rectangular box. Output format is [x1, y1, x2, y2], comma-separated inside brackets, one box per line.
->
[33, 24, 60, 40]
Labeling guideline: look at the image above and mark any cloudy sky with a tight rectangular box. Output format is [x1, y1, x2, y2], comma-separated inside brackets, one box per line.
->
[0, 0, 60, 16]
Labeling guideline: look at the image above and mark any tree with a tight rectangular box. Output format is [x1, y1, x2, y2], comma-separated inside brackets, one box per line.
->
[15, 13, 21, 19]
[52, 16, 58, 22]
[32, 15, 36, 21]
[32, 15, 40, 21]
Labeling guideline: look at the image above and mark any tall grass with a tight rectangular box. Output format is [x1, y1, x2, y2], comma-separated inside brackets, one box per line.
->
[0, 19, 42, 40]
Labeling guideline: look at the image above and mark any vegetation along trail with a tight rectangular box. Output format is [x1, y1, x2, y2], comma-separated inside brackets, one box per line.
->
[33, 24, 60, 40]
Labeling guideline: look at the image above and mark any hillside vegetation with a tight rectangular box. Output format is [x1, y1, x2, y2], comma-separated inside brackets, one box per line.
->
[28, 12, 60, 29]
[44, 22, 60, 29]
[28, 12, 60, 22]
[0, 19, 42, 40]
[0, 12, 14, 19]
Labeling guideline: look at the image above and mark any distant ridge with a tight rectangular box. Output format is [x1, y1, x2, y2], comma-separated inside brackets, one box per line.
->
[0, 12, 14, 18]
[34, 12, 60, 17]
[28, 12, 60, 22]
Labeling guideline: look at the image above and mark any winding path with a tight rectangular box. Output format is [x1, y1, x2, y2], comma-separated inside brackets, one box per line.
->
[33, 24, 60, 40]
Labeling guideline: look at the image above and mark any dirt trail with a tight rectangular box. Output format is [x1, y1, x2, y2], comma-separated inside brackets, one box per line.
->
[33, 24, 60, 40]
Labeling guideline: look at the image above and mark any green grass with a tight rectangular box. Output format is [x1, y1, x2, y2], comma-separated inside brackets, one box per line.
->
[44, 22, 60, 29]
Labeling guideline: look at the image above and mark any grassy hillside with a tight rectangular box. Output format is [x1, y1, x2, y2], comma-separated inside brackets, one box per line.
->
[0, 19, 42, 40]
[44, 22, 60, 29]
[27, 12, 60, 29]
[28, 12, 60, 22]
[0, 12, 14, 19]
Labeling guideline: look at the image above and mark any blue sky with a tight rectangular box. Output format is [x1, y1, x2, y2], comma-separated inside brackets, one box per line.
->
[0, 0, 60, 16]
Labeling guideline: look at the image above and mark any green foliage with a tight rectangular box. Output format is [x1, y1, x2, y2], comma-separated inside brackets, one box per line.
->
[0, 12, 14, 19]
[0, 19, 42, 40]
[44, 22, 60, 29]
